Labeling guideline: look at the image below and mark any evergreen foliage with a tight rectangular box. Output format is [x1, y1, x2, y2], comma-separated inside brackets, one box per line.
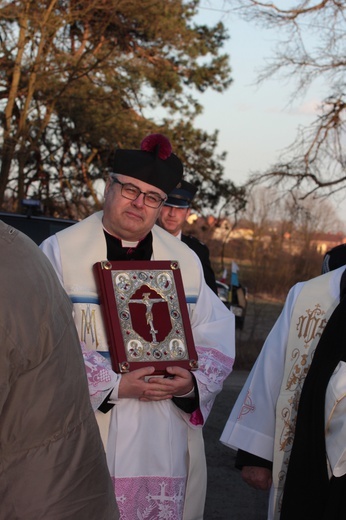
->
[0, 0, 245, 217]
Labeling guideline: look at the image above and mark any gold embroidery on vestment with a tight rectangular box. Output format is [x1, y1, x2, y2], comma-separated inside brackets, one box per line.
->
[81, 304, 100, 348]
[273, 293, 336, 519]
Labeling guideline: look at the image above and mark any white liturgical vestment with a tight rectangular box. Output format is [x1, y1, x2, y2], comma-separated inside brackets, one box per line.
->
[41, 211, 235, 520]
[221, 266, 346, 520]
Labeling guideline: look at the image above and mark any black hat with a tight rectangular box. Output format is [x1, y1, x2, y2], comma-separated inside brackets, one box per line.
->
[108, 134, 183, 195]
[321, 243, 346, 274]
[164, 179, 198, 208]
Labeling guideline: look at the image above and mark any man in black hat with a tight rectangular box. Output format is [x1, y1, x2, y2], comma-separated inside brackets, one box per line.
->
[157, 179, 218, 294]
[322, 243, 346, 274]
[40, 134, 235, 520]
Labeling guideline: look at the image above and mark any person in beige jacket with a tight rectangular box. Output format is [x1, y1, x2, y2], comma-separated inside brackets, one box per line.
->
[0, 220, 119, 520]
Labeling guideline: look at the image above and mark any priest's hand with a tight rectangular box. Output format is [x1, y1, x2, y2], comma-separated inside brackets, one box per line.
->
[141, 366, 194, 401]
[118, 366, 157, 399]
[241, 466, 272, 491]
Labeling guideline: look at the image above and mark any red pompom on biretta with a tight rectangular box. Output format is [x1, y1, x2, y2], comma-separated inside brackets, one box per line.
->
[140, 134, 172, 160]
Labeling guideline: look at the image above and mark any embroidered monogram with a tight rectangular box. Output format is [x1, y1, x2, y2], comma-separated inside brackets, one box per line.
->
[280, 304, 328, 456]
[296, 303, 327, 344]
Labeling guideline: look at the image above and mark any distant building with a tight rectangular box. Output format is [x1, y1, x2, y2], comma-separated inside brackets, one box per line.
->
[183, 215, 346, 259]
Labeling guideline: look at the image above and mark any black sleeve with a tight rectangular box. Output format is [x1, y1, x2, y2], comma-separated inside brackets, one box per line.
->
[201, 258, 218, 295]
[172, 376, 200, 413]
[235, 449, 273, 471]
[98, 391, 115, 414]
[192, 241, 218, 295]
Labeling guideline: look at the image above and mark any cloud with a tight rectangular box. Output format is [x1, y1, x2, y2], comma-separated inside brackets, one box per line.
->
[236, 102, 253, 112]
[262, 98, 321, 116]
[295, 99, 322, 115]
[292, 98, 322, 115]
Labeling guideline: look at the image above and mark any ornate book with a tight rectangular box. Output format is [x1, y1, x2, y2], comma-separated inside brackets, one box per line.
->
[93, 260, 198, 374]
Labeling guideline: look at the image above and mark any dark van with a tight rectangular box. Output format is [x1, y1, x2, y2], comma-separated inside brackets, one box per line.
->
[0, 211, 76, 245]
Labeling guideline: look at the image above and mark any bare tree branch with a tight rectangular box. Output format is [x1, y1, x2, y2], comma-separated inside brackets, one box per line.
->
[226, 0, 346, 201]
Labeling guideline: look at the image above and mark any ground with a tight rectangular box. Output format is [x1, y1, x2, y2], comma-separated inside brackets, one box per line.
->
[204, 370, 269, 519]
[202, 296, 283, 519]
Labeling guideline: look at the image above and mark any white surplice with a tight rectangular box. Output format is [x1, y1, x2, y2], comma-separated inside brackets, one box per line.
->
[41, 212, 235, 520]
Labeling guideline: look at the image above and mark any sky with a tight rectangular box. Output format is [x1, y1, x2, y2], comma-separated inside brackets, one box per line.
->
[193, 2, 346, 228]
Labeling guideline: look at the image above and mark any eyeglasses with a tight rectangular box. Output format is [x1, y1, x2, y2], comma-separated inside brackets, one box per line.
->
[111, 177, 167, 209]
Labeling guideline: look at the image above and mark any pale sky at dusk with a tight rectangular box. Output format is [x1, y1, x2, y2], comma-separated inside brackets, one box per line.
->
[194, 3, 346, 226]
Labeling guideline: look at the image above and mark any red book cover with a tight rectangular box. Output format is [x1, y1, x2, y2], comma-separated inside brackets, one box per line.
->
[93, 260, 198, 375]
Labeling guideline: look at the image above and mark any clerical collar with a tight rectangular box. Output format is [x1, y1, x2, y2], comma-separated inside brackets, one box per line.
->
[121, 239, 139, 247]
[103, 227, 153, 261]
[102, 224, 140, 248]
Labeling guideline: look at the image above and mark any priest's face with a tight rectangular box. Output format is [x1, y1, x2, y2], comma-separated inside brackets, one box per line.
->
[103, 174, 166, 241]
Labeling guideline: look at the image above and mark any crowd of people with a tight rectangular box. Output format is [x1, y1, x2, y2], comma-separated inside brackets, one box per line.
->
[1, 133, 346, 520]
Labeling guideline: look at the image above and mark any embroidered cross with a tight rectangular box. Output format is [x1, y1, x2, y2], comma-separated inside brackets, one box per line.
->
[129, 292, 165, 344]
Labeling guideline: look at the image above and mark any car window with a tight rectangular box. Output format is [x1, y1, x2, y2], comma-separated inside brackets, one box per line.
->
[0, 213, 76, 245]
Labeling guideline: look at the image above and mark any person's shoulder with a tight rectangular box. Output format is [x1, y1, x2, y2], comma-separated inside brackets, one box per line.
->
[0, 219, 38, 253]
[305, 266, 344, 288]
[0, 219, 18, 244]
[0, 220, 61, 287]
[182, 235, 211, 260]
[56, 211, 102, 238]
[153, 225, 201, 264]
[182, 234, 209, 249]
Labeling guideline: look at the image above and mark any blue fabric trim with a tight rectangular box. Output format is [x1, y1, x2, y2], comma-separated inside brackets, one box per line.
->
[70, 296, 100, 304]
[97, 351, 111, 360]
[70, 294, 197, 304]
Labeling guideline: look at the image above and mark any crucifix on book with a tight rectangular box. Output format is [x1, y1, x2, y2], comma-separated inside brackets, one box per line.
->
[129, 292, 165, 344]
